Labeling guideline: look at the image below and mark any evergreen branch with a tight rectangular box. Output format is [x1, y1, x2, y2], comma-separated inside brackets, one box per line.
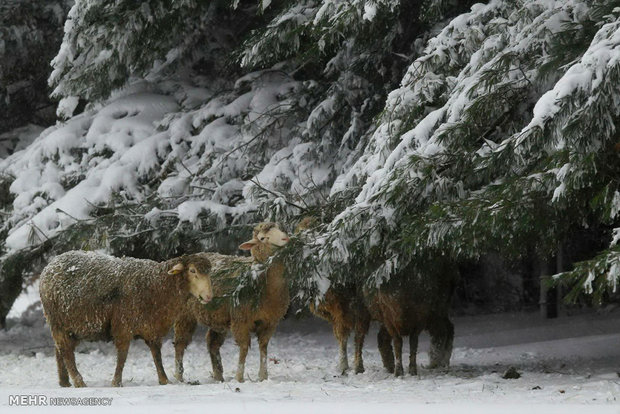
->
[250, 178, 307, 211]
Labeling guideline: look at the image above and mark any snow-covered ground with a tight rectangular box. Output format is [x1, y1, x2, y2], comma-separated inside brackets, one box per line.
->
[1, 308, 619, 413]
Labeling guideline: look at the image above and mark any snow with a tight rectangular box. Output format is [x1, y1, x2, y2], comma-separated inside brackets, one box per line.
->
[56, 96, 80, 119]
[328, 0, 513, 201]
[520, 18, 620, 145]
[6, 67, 308, 244]
[363, 2, 377, 21]
[177, 200, 250, 224]
[1, 91, 179, 251]
[611, 228, 620, 247]
[315, 0, 620, 290]
[1, 309, 619, 412]
[6, 283, 41, 320]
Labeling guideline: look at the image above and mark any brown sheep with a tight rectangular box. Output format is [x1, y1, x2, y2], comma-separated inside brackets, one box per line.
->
[309, 286, 371, 374]
[297, 217, 371, 375]
[39, 251, 214, 387]
[174, 222, 290, 383]
[364, 260, 458, 376]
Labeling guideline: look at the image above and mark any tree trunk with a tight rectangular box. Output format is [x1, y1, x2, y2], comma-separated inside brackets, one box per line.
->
[539, 258, 551, 319]
[0, 253, 28, 329]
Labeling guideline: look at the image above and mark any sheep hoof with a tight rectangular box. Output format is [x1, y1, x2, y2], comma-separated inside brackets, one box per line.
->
[408, 366, 417, 376]
[159, 377, 169, 385]
[394, 366, 404, 377]
[59, 381, 71, 388]
[74, 381, 86, 388]
[212, 373, 224, 382]
[354, 365, 365, 374]
[235, 374, 245, 383]
[426, 363, 447, 371]
[258, 372, 268, 381]
[174, 373, 184, 383]
[111, 380, 122, 387]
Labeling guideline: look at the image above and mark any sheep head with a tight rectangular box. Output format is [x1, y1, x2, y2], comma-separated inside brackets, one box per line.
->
[239, 222, 290, 262]
[168, 254, 213, 304]
[295, 216, 317, 234]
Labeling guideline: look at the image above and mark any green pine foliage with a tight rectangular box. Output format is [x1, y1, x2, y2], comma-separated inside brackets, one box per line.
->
[287, 0, 620, 304]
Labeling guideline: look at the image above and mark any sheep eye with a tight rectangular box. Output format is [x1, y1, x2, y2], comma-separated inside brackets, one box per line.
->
[190, 268, 196, 273]
[259, 237, 265, 241]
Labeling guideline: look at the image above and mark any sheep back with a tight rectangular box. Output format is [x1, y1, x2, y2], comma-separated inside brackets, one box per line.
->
[180, 252, 288, 330]
[40, 250, 188, 342]
[310, 284, 368, 330]
[181, 253, 251, 331]
[365, 260, 458, 334]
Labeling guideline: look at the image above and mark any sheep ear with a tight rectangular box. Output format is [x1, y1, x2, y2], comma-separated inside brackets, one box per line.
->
[239, 239, 257, 251]
[168, 263, 184, 275]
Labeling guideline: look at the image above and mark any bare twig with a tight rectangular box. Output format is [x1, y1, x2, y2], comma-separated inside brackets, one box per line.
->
[250, 178, 306, 211]
[29, 221, 51, 242]
[55, 208, 84, 222]
[189, 185, 216, 193]
[178, 159, 196, 177]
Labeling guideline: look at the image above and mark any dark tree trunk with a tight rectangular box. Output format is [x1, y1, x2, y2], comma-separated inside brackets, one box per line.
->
[0, 252, 29, 329]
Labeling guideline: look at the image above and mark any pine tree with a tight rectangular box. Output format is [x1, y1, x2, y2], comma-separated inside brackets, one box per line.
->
[301, 0, 620, 304]
[1, 0, 474, 321]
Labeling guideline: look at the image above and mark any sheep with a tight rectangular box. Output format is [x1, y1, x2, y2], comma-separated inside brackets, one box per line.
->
[173, 253, 251, 383]
[296, 217, 371, 375]
[173, 222, 290, 383]
[364, 260, 458, 376]
[39, 250, 214, 388]
[309, 286, 371, 374]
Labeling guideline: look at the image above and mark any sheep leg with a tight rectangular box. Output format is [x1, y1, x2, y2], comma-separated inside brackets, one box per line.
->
[112, 338, 130, 387]
[55, 333, 86, 388]
[440, 318, 454, 367]
[332, 323, 350, 375]
[232, 325, 250, 383]
[54, 346, 70, 387]
[353, 315, 369, 374]
[392, 335, 404, 377]
[173, 317, 197, 382]
[146, 340, 168, 385]
[61, 346, 86, 388]
[206, 329, 226, 382]
[377, 325, 394, 374]
[256, 323, 276, 381]
[428, 316, 454, 369]
[408, 330, 420, 376]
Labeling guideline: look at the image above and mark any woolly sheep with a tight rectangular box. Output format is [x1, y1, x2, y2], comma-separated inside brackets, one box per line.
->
[39, 251, 214, 387]
[310, 286, 371, 374]
[174, 222, 290, 383]
[364, 260, 458, 376]
[296, 217, 371, 375]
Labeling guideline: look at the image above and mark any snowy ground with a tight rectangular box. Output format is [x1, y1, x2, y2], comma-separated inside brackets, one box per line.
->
[1, 308, 620, 413]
